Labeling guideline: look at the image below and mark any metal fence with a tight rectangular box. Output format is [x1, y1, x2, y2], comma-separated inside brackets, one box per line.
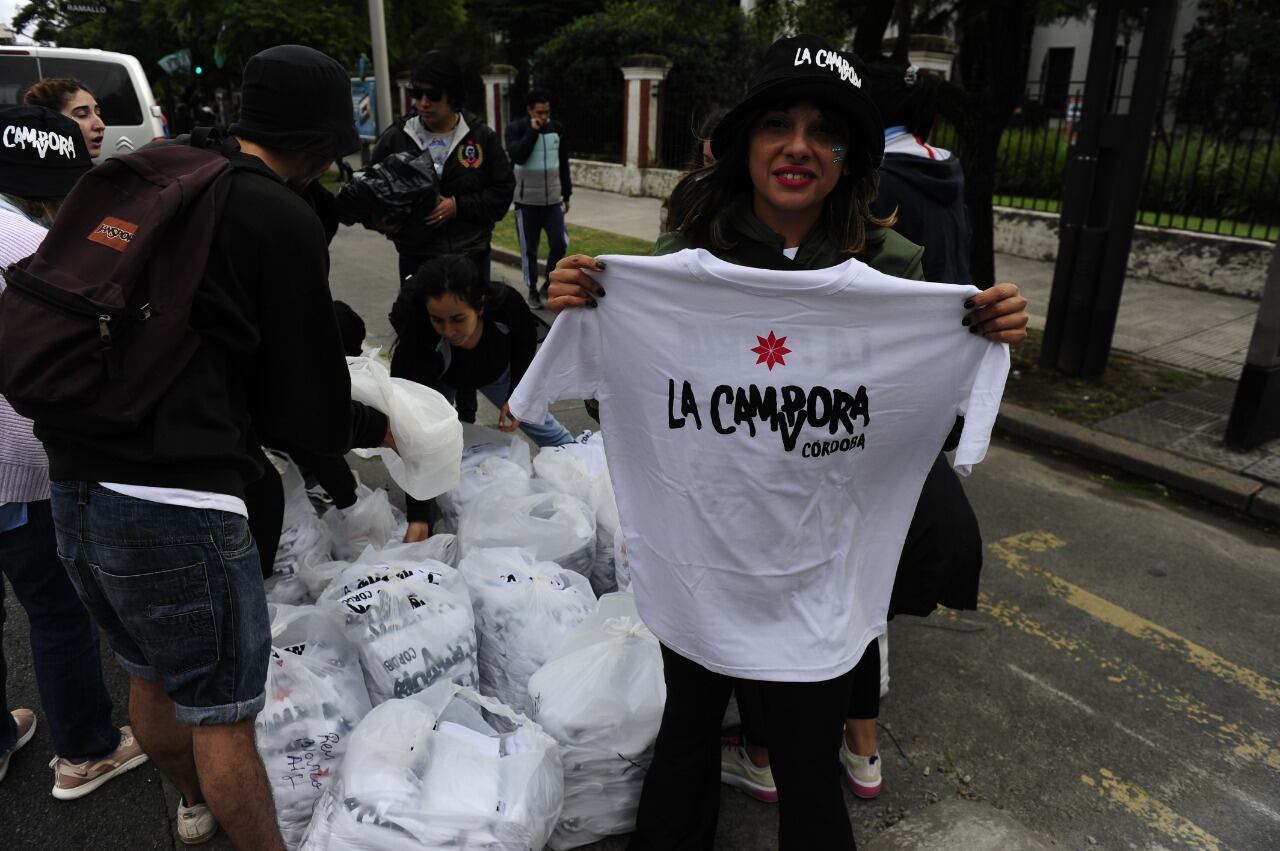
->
[934, 53, 1279, 241]
[559, 70, 625, 164]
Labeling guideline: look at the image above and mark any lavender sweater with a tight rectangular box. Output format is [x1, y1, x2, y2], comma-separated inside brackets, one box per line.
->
[0, 207, 51, 503]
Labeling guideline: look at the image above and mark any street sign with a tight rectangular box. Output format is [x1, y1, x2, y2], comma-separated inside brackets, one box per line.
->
[59, 2, 108, 13]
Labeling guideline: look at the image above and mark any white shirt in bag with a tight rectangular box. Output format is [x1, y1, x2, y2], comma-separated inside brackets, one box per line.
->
[509, 249, 1009, 682]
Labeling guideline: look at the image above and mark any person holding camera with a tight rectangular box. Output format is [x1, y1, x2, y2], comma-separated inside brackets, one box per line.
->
[505, 89, 572, 306]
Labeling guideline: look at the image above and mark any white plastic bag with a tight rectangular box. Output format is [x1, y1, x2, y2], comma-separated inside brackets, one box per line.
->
[298, 535, 460, 602]
[437, 459, 533, 533]
[257, 606, 372, 850]
[324, 485, 400, 561]
[459, 491, 596, 580]
[299, 681, 563, 851]
[533, 432, 620, 594]
[613, 532, 632, 593]
[319, 570, 477, 706]
[529, 593, 665, 849]
[459, 548, 596, 717]
[347, 355, 463, 500]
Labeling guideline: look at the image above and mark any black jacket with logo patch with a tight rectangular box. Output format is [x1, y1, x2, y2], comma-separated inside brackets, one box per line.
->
[370, 111, 515, 259]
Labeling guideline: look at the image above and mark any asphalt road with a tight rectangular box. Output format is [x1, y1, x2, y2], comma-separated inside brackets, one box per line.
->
[2, 235, 1276, 849]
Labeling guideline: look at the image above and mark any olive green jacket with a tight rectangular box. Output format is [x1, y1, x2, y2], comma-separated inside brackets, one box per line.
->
[651, 204, 925, 281]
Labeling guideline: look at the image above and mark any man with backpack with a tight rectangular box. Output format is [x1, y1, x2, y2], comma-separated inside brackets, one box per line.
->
[0, 45, 391, 849]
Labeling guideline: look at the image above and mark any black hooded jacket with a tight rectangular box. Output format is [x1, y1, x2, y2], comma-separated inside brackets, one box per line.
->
[871, 152, 971, 284]
[370, 111, 515, 259]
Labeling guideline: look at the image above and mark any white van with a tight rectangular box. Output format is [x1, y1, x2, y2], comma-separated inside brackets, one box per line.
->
[0, 46, 167, 156]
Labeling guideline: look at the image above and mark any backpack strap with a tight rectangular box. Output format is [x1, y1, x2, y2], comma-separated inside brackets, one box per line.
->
[190, 125, 241, 158]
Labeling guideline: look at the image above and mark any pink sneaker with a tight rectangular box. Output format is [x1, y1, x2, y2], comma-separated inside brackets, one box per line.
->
[50, 725, 149, 800]
[840, 739, 882, 799]
[0, 708, 38, 783]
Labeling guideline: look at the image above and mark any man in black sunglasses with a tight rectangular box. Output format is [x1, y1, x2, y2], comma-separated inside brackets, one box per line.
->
[370, 51, 515, 292]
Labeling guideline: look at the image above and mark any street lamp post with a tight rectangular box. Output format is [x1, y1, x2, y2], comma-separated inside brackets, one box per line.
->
[368, 0, 393, 134]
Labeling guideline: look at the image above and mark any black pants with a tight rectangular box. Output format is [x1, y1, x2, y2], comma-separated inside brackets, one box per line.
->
[737, 638, 881, 752]
[629, 645, 857, 851]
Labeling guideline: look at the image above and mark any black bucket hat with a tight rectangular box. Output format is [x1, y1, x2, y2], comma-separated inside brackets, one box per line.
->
[0, 105, 93, 199]
[711, 34, 884, 169]
[230, 45, 359, 159]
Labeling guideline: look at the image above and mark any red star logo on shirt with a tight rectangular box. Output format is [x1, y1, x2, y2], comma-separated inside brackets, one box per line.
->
[751, 331, 792, 370]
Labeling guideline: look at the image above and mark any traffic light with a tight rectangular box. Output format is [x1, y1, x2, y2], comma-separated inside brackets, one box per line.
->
[194, 65, 203, 75]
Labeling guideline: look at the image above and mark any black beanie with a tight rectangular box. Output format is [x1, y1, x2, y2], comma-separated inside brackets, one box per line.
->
[0, 106, 93, 199]
[230, 45, 359, 159]
[410, 52, 465, 109]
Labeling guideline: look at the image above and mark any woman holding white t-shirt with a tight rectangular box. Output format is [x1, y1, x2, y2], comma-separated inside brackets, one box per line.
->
[539, 34, 1027, 850]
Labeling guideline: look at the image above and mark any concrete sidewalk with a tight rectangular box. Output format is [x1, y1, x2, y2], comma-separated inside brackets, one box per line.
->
[545, 188, 1280, 522]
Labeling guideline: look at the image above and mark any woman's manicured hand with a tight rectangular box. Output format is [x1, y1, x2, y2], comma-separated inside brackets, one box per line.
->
[963, 283, 1029, 345]
[546, 255, 607, 313]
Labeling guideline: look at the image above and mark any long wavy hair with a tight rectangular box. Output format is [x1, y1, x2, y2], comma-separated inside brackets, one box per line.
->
[665, 97, 893, 256]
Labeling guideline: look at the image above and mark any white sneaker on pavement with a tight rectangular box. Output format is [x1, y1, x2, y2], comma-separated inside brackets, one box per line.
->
[720, 744, 779, 803]
[840, 739, 882, 799]
[177, 797, 219, 845]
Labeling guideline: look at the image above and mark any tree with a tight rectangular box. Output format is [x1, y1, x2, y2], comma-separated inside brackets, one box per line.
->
[532, 0, 752, 164]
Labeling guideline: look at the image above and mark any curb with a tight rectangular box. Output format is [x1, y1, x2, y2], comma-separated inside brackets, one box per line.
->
[493, 247, 1277, 525]
[997, 403, 1278, 523]
[492, 245, 542, 282]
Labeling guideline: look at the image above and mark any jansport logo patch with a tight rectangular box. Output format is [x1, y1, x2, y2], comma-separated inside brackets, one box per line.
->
[87, 217, 137, 252]
[751, 330, 791, 371]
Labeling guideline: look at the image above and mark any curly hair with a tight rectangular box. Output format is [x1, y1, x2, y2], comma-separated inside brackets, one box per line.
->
[21, 78, 94, 112]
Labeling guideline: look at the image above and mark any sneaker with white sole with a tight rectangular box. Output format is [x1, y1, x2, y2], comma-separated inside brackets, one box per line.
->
[0, 708, 38, 783]
[840, 740, 882, 799]
[49, 724, 149, 800]
[177, 797, 218, 845]
[720, 745, 779, 803]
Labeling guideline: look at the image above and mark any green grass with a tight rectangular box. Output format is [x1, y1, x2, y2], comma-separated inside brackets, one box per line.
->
[491, 212, 656, 258]
[993, 195, 1279, 241]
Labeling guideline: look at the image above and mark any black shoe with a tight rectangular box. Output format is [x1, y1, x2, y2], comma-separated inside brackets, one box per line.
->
[539, 281, 551, 300]
[527, 288, 542, 307]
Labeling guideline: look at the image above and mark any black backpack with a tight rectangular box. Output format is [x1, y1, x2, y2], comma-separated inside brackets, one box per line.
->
[0, 131, 238, 432]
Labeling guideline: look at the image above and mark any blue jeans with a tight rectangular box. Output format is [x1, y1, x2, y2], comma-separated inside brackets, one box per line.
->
[442, 366, 574, 448]
[0, 500, 119, 761]
[51, 484, 270, 726]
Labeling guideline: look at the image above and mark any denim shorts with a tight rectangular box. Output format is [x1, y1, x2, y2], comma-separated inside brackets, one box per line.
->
[50, 483, 270, 726]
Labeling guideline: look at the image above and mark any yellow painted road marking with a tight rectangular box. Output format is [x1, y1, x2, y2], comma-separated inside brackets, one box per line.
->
[1081, 769, 1225, 851]
[991, 532, 1280, 708]
[978, 594, 1280, 772]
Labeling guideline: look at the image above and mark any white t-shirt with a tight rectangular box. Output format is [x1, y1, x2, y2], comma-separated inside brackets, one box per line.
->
[405, 114, 470, 175]
[100, 483, 248, 517]
[509, 249, 1008, 682]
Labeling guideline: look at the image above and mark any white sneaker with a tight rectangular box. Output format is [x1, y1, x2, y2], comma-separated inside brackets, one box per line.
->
[177, 798, 218, 845]
[719, 745, 778, 803]
[0, 708, 37, 783]
[840, 740, 882, 799]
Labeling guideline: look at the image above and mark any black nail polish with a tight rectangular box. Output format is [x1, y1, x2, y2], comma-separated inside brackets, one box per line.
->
[596, 288, 607, 297]
[596, 259, 608, 270]
[969, 325, 979, 334]
[964, 299, 975, 309]
[587, 300, 598, 309]
[961, 318, 971, 327]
